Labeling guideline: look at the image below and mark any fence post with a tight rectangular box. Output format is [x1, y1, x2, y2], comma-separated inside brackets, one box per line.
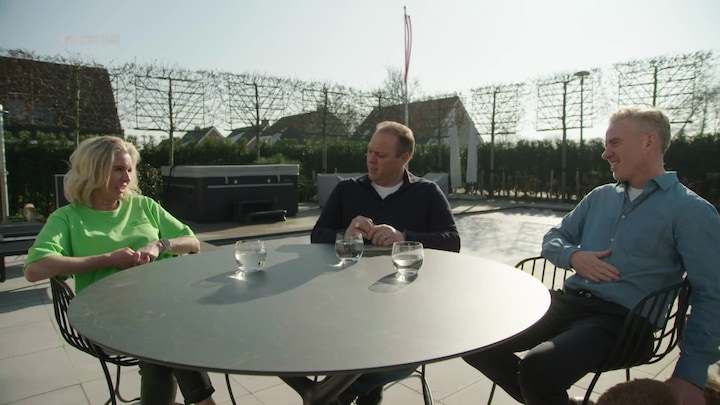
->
[575, 169, 580, 200]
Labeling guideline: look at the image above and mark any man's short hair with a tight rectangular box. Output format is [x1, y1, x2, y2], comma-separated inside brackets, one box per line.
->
[609, 107, 672, 153]
[375, 121, 415, 159]
[596, 378, 679, 405]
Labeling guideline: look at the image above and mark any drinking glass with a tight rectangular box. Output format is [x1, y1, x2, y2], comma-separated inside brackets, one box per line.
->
[391, 241, 424, 277]
[235, 240, 267, 275]
[335, 233, 364, 263]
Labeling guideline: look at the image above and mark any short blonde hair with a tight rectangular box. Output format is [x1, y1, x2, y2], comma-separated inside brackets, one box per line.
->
[610, 107, 672, 153]
[596, 378, 679, 405]
[64, 136, 141, 206]
[375, 121, 415, 159]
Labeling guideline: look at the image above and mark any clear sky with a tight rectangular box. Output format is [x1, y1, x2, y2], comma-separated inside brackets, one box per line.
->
[1, 0, 719, 139]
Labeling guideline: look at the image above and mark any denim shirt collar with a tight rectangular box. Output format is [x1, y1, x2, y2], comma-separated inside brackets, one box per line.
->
[613, 171, 679, 194]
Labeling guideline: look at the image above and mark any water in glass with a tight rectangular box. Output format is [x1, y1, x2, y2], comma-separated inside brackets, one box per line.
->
[392, 241, 424, 277]
[335, 233, 364, 262]
[235, 240, 267, 274]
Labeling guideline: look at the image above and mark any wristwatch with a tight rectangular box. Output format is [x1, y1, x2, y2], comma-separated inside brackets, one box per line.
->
[159, 238, 171, 253]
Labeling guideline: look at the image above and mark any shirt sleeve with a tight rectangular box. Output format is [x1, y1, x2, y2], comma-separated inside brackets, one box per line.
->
[24, 211, 72, 266]
[541, 194, 590, 269]
[310, 181, 347, 244]
[404, 183, 460, 252]
[144, 196, 195, 239]
[671, 198, 720, 387]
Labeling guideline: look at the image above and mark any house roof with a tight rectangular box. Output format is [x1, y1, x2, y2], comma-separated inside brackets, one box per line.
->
[0, 56, 121, 135]
[355, 96, 470, 144]
[263, 109, 349, 143]
[179, 126, 223, 145]
[227, 125, 262, 145]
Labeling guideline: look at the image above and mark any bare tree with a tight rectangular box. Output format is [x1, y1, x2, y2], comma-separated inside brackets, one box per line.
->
[221, 73, 298, 159]
[300, 82, 360, 172]
[375, 66, 422, 110]
[614, 51, 713, 134]
[470, 83, 525, 195]
[699, 85, 720, 135]
[536, 70, 596, 200]
[128, 63, 205, 165]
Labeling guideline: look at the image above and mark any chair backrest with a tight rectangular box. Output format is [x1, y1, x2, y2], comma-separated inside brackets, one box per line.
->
[514, 256, 571, 290]
[513, 257, 691, 372]
[599, 277, 691, 371]
[50, 277, 99, 357]
[50, 277, 138, 367]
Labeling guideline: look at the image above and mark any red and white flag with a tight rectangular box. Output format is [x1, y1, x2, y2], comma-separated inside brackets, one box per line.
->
[404, 7, 412, 86]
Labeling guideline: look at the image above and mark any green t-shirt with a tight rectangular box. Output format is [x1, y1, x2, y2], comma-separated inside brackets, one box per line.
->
[24, 195, 194, 293]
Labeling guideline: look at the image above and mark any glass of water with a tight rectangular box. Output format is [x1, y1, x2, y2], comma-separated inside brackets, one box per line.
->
[335, 233, 364, 263]
[235, 240, 267, 275]
[391, 241, 424, 277]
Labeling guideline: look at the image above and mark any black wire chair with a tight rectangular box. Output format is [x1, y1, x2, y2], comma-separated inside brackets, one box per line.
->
[486, 256, 691, 405]
[50, 276, 240, 405]
[383, 364, 433, 405]
[50, 277, 139, 405]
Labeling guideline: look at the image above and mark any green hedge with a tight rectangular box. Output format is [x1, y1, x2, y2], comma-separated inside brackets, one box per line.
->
[4, 131, 719, 219]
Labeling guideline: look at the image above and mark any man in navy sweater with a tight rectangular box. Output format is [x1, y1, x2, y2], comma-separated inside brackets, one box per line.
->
[311, 120, 460, 404]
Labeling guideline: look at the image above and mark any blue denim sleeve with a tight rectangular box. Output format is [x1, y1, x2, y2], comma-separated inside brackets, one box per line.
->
[671, 198, 720, 387]
[541, 194, 592, 269]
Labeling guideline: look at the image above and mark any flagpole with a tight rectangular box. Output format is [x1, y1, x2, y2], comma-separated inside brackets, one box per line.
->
[403, 6, 412, 125]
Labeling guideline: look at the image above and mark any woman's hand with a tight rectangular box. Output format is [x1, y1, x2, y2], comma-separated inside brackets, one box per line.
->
[107, 247, 145, 269]
[133, 242, 163, 266]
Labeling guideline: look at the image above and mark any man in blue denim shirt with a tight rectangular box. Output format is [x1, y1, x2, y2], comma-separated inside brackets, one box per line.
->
[464, 107, 720, 405]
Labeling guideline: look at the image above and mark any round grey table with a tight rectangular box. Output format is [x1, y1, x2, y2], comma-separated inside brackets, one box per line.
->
[69, 241, 550, 405]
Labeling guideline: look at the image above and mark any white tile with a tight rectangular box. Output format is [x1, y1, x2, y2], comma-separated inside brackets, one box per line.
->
[6, 384, 89, 405]
[208, 372, 251, 404]
[443, 379, 519, 405]
[422, 358, 487, 400]
[0, 347, 79, 404]
[0, 302, 51, 329]
[0, 320, 63, 359]
[233, 374, 285, 394]
[252, 382, 304, 405]
[383, 379, 436, 404]
[81, 369, 141, 405]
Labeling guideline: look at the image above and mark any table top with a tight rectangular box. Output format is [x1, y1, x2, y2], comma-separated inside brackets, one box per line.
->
[68, 241, 550, 376]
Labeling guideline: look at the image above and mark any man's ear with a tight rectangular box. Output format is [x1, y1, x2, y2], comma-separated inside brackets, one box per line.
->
[645, 132, 657, 149]
[400, 152, 411, 165]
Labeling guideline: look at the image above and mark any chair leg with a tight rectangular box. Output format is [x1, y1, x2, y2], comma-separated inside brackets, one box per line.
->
[583, 372, 602, 405]
[97, 356, 118, 405]
[625, 368, 631, 381]
[112, 363, 140, 403]
[226, 374, 237, 405]
[419, 365, 434, 405]
[487, 382, 496, 405]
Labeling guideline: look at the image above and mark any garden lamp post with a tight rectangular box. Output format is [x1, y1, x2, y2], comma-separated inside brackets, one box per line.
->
[574, 70, 590, 183]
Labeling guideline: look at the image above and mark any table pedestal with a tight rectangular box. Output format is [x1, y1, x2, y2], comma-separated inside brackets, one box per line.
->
[282, 374, 362, 405]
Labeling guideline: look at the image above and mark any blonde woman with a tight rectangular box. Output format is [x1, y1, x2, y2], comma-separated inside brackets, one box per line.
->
[24, 136, 216, 405]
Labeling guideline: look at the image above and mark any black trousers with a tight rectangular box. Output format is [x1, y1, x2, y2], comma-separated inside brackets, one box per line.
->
[462, 289, 652, 405]
[138, 362, 215, 405]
